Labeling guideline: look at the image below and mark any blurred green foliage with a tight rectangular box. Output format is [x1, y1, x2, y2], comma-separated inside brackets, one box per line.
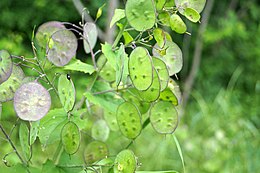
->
[0, 0, 259, 172]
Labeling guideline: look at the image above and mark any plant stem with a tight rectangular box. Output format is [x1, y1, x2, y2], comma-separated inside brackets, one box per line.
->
[0, 124, 27, 166]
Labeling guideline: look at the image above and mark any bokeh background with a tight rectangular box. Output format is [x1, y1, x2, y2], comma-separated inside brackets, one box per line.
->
[0, 0, 259, 172]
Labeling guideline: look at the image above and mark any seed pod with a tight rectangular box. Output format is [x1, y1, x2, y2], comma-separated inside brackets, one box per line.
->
[150, 101, 178, 134]
[152, 57, 169, 91]
[170, 14, 187, 34]
[114, 149, 137, 173]
[116, 102, 142, 139]
[14, 82, 51, 121]
[125, 0, 156, 31]
[61, 121, 80, 155]
[84, 141, 108, 165]
[83, 22, 98, 54]
[0, 50, 12, 84]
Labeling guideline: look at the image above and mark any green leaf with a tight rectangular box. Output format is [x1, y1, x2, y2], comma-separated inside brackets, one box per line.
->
[114, 149, 137, 173]
[41, 159, 61, 173]
[91, 119, 110, 142]
[58, 74, 76, 112]
[129, 47, 153, 90]
[155, 0, 167, 11]
[38, 108, 67, 147]
[101, 42, 117, 70]
[150, 101, 178, 134]
[122, 31, 133, 45]
[0, 50, 12, 84]
[136, 171, 179, 173]
[170, 14, 187, 34]
[30, 121, 40, 145]
[19, 122, 31, 161]
[63, 59, 95, 74]
[96, 3, 106, 21]
[97, 55, 116, 82]
[117, 102, 142, 139]
[110, 9, 126, 28]
[61, 121, 80, 155]
[0, 65, 25, 102]
[173, 134, 185, 173]
[158, 11, 171, 26]
[83, 22, 98, 54]
[125, 0, 156, 31]
[184, 7, 201, 23]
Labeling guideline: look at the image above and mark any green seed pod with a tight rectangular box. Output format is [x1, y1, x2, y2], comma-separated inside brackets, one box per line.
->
[116, 102, 142, 139]
[184, 7, 201, 23]
[152, 57, 169, 91]
[84, 141, 108, 165]
[0, 50, 12, 84]
[58, 74, 76, 112]
[159, 88, 178, 106]
[125, 0, 156, 31]
[91, 119, 110, 142]
[0, 65, 25, 102]
[158, 11, 171, 26]
[14, 82, 51, 121]
[138, 69, 161, 102]
[153, 28, 166, 48]
[47, 29, 78, 67]
[35, 21, 66, 48]
[103, 110, 119, 131]
[114, 149, 137, 173]
[170, 14, 187, 34]
[129, 47, 153, 91]
[150, 101, 178, 134]
[83, 22, 98, 54]
[61, 121, 80, 155]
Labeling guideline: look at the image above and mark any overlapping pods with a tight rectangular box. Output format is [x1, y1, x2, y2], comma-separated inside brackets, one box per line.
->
[175, 0, 206, 14]
[116, 102, 142, 139]
[125, 0, 156, 31]
[61, 121, 80, 155]
[150, 101, 178, 134]
[114, 149, 137, 173]
[14, 82, 51, 121]
[58, 74, 76, 112]
[0, 65, 25, 102]
[0, 50, 13, 84]
[47, 29, 78, 66]
[128, 47, 153, 91]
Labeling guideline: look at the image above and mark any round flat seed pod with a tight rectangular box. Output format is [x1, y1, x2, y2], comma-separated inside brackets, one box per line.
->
[61, 121, 80, 155]
[47, 29, 78, 66]
[114, 149, 137, 173]
[122, 89, 150, 114]
[104, 110, 119, 131]
[168, 78, 182, 104]
[138, 70, 161, 102]
[0, 65, 25, 102]
[158, 11, 171, 26]
[159, 88, 178, 106]
[150, 101, 178, 134]
[170, 14, 187, 34]
[175, 0, 206, 14]
[153, 41, 183, 76]
[97, 55, 116, 82]
[184, 7, 201, 22]
[116, 102, 142, 139]
[14, 82, 51, 121]
[152, 57, 169, 91]
[125, 0, 156, 31]
[84, 141, 108, 165]
[91, 119, 110, 142]
[0, 50, 13, 84]
[35, 21, 66, 48]
[128, 47, 153, 91]
[58, 74, 76, 112]
[83, 22, 98, 54]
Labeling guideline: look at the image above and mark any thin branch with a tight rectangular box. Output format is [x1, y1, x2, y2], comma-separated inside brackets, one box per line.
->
[182, 0, 215, 112]
[72, 0, 105, 42]
[105, 0, 119, 43]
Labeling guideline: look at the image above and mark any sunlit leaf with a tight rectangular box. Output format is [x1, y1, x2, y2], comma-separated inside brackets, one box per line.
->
[101, 42, 117, 70]
[29, 121, 40, 145]
[19, 122, 30, 161]
[110, 9, 126, 27]
[63, 59, 95, 74]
